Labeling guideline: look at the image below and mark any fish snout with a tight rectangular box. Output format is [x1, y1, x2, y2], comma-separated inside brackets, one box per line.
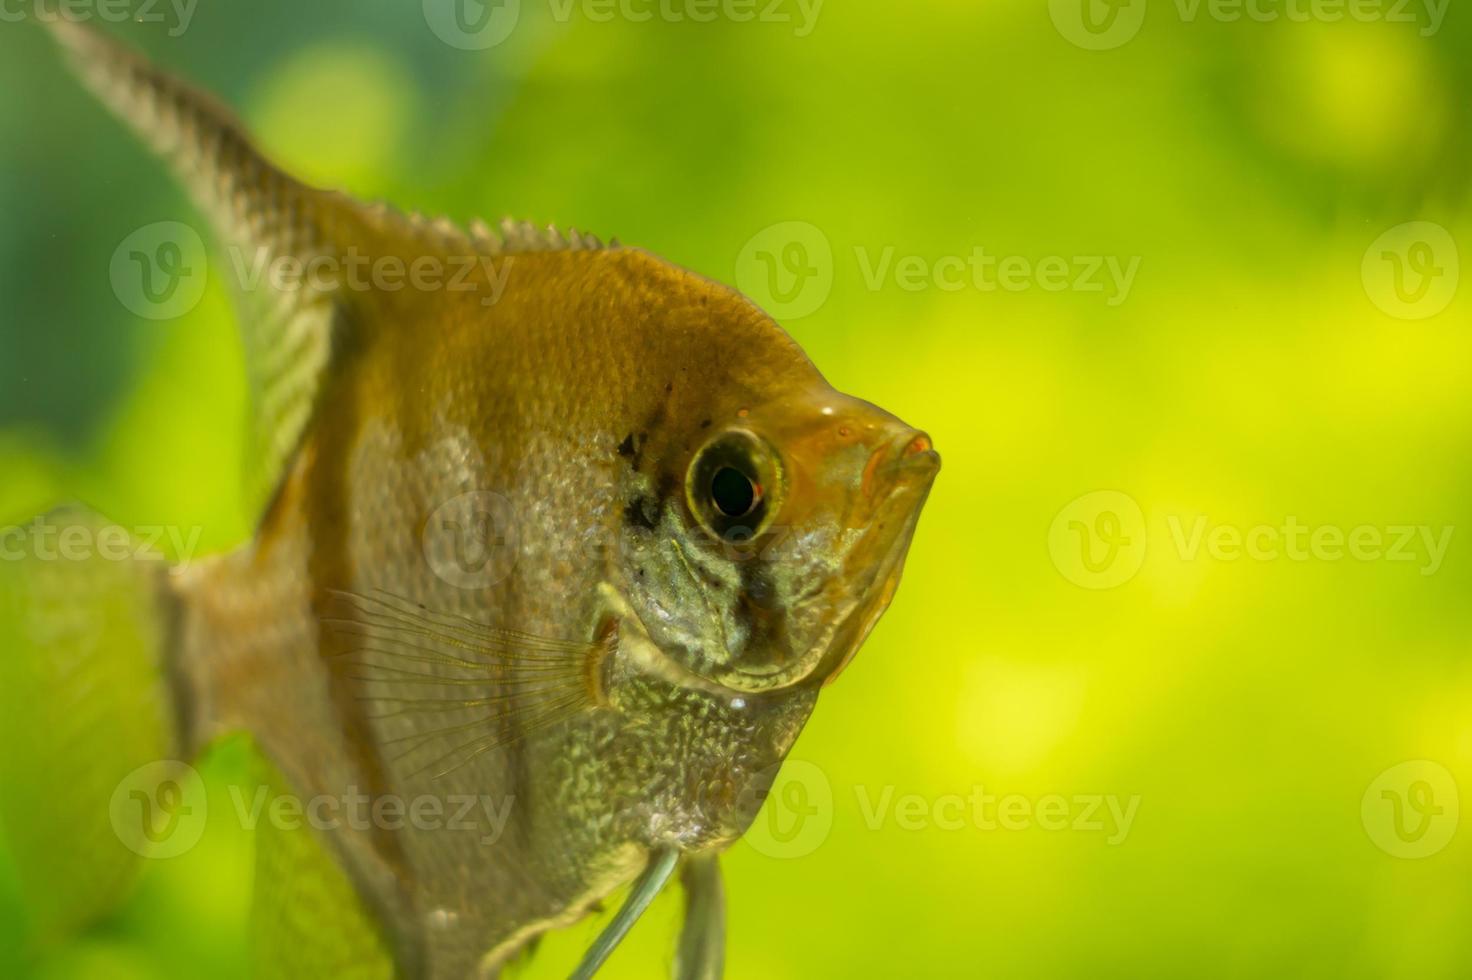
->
[863, 427, 940, 500]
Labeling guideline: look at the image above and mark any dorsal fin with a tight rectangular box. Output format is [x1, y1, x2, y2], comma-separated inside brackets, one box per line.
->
[46, 19, 343, 517]
[366, 207, 618, 257]
[44, 20, 617, 519]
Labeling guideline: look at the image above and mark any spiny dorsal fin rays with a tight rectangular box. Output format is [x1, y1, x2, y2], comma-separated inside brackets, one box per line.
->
[362, 205, 618, 257]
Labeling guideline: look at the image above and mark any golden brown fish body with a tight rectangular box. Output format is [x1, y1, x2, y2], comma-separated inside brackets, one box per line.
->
[178, 239, 937, 975]
[36, 17, 938, 979]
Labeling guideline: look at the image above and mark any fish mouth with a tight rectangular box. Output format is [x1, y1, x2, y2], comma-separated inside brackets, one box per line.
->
[814, 474, 934, 685]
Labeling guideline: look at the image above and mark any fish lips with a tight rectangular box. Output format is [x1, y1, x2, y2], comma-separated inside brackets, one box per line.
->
[811, 449, 939, 686]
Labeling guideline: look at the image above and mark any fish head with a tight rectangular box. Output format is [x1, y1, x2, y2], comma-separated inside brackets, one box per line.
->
[614, 383, 940, 698]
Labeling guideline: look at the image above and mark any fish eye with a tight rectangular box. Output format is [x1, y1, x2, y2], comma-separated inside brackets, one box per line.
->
[686, 429, 783, 539]
[711, 467, 758, 518]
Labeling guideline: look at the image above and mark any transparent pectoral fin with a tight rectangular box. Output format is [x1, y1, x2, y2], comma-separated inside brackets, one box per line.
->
[568, 847, 680, 980]
[674, 854, 725, 980]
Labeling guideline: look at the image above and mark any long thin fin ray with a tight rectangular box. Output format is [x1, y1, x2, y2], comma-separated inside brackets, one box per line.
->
[323, 588, 606, 782]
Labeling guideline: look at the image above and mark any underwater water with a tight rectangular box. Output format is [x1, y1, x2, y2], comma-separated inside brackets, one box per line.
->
[1, 1, 1469, 977]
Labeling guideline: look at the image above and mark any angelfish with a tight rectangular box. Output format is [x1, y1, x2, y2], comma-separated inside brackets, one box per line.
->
[2, 18, 938, 979]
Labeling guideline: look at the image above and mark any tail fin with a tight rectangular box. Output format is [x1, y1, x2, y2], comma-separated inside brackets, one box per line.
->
[0, 507, 184, 944]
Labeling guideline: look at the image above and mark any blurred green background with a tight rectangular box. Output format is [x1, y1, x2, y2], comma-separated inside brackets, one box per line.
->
[2, 0, 1471, 976]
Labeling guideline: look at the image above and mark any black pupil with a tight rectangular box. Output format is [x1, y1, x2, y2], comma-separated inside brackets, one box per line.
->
[710, 466, 756, 518]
